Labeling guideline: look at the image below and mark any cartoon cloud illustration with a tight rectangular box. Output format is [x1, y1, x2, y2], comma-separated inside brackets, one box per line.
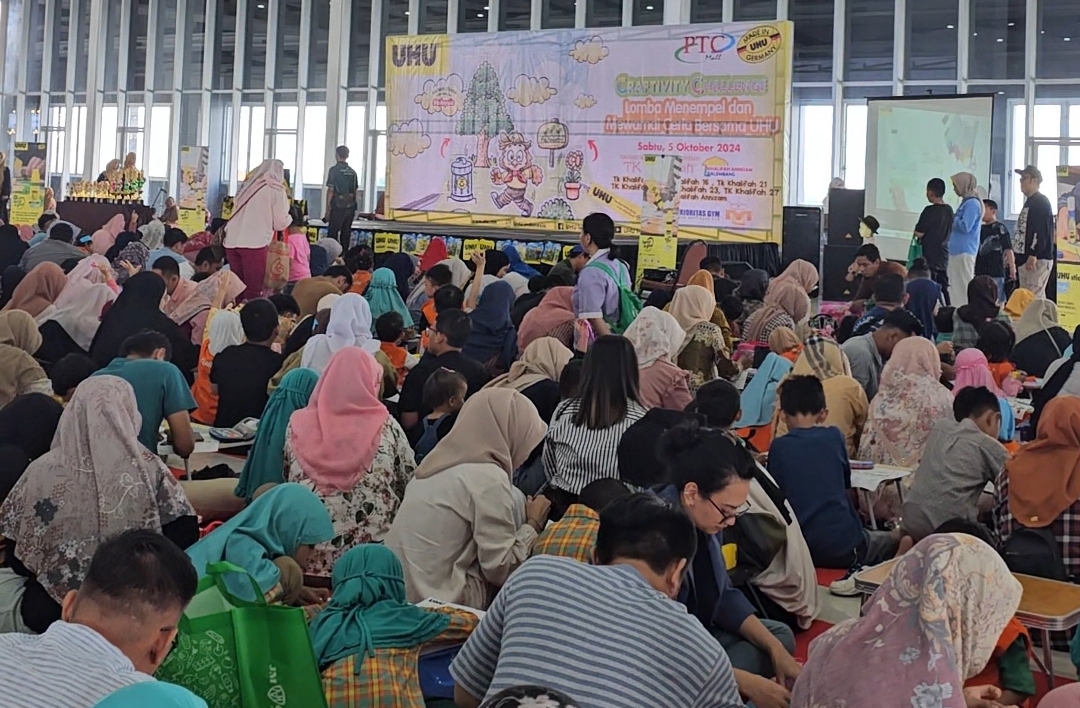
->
[414, 74, 465, 117]
[507, 75, 558, 107]
[569, 36, 609, 64]
[389, 119, 432, 158]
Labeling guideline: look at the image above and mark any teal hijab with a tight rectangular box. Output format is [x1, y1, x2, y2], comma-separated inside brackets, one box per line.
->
[365, 267, 414, 330]
[233, 368, 319, 501]
[93, 682, 207, 708]
[308, 545, 450, 671]
[186, 483, 334, 600]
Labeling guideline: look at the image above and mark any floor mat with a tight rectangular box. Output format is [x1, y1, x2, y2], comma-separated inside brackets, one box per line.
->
[794, 619, 834, 663]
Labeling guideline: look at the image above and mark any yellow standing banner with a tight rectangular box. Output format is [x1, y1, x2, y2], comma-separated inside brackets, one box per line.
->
[635, 154, 682, 286]
[10, 142, 47, 226]
[178, 146, 209, 234]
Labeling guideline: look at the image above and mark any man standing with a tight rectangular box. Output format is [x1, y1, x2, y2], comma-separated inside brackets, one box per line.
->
[913, 178, 954, 300]
[325, 145, 359, 251]
[1013, 165, 1056, 298]
[977, 199, 1015, 304]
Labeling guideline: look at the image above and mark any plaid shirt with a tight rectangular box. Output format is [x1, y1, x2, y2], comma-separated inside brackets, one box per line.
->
[322, 608, 478, 708]
[532, 504, 599, 564]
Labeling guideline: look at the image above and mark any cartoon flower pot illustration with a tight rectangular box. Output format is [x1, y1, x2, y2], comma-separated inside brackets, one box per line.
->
[563, 149, 584, 201]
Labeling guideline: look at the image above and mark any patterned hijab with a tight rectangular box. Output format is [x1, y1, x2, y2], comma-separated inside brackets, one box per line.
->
[859, 336, 954, 468]
[792, 335, 852, 380]
[792, 533, 1022, 708]
[308, 544, 451, 670]
[0, 376, 194, 603]
[624, 306, 685, 368]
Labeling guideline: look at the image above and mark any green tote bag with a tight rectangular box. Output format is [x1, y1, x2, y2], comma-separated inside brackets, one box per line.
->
[157, 561, 328, 708]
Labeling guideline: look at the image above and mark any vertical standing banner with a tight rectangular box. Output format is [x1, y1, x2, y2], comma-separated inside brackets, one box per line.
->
[178, 146, 209, 234]
[10, 142, 47, 226]
[1055, 166, 1080, 333]
[385, 22, 793, 243]
[636, 154, 682, 285]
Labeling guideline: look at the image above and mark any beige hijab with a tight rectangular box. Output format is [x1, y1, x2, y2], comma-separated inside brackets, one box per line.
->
[413, 388, 546, 479]
[669, 284, 716, 332]
[0, 311, 47, 412]
[484, 337, 573, 393]
[1013, 298, 1059, 344]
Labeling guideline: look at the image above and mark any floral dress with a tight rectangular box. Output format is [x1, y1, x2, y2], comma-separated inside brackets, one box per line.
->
[284, 418, 417, 578]
[676, 321, 737, 392]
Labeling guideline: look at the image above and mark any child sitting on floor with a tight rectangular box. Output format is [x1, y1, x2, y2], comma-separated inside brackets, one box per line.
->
[899, 386, 1009, 551]
[977, 320, 1022, 392]
[412, 367, 467, 461]
[767, 375, 898, 571]
[375, 311, 418, 388]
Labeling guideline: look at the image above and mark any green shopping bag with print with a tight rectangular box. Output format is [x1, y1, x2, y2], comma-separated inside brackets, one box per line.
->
[906, 237, 923, 269]
[156, 561, 328, 708]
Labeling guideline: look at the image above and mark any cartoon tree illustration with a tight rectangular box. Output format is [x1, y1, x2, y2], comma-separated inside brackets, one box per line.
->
[457, 61, 514, 169]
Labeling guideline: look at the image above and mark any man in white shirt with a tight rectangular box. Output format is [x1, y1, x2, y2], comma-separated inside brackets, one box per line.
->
[0, 529, 198, 708]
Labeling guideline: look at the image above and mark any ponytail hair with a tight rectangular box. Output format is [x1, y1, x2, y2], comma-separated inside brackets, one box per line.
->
[582, 212, 617, 260]
[658, 420, 755, 494]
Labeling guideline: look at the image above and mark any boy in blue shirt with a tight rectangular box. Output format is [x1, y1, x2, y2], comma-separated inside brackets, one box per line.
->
[768, 376, 898, 574]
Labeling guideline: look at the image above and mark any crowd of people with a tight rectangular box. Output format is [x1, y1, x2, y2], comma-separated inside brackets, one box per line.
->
[0, 159, 1079, 708]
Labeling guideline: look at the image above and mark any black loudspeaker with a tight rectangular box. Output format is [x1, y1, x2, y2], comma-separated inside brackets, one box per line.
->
[782, 206, 822, 272]
[827, 188, 866, 246]
[822, 244, 861, 301]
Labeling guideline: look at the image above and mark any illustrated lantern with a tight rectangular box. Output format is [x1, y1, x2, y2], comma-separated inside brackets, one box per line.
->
[449, 156, 475, 202]
[537, 119, 569, 168]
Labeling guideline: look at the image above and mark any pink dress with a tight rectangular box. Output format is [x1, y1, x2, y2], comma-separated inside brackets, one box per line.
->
[637, 360, 694, 411]
[287, 231, 311, 283]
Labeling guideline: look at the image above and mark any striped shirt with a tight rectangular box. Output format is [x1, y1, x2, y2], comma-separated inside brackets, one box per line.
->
[450, 555, 743, 708]
[0, 620, 154, 708]
[542, 398, 648, 495]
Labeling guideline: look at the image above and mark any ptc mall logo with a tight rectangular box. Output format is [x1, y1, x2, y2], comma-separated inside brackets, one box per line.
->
[675, 34, 737, 64]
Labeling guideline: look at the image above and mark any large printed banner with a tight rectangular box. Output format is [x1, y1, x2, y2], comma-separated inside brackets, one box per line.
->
[10, 142, 47, 226]
[385, 23, 793, 243]
[178, 146, 209, 234]
[1056, 166, 1080, 332]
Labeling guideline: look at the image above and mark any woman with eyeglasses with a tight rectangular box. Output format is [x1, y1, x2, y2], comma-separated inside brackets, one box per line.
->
[654, 420, 800, 708]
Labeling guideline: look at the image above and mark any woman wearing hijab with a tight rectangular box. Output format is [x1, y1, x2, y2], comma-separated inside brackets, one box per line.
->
[0, 311, 50, 409]
[0, 376, 196, 632]
[89, 213, 125, 256]
[0, 393, 62, 460]
[683, 269, 734, 349]
[223, 159, 293, 301]
[483, 336, 573, 423]
[0, 225, 27, 272]
[310, 545, 479, 703]
[190, 310, 244, 425]
[104, 231, 137, 263]
[502, 245, 540, 279]
[736, 268, 769, 326]
[623, 307, 693, 411]
[365, 267, 414, 331]
[0, 266, 25, 309]
[300, 293, 382, 374]
[482, 249, 511, 278]
[383, 252, 417, 302]
[1, 261, 67, 321]
[420, 238, 449, 273]
[768, 326, 802, 362]
[111, 237, 150, 286]
[995, 396, 1080, 587]
[186, 483, 332, 605]
[385, 388, 549, 607]
[164, 268, 247, 345]
[517, 286, 574, 351]
[291, 275, 344, 319]
[138, 219, 166, 251]
[669, 284, 735, 392]
[773, 336, 868, 456]
[792, 533, 1021, 708]
[317, 236, 344, 265]
[769, 259, 818, 296]
[1004, 288, 1035, 320]
[951, 348, 1020, 447]
[1011, 299, 1070, 377]
[463, 280, 518, 375]
[36, 261, 117, 363]
[1033, 327, 1080, 431]
[951, 275, 1010, 352]
[858, 337, 953, 468]
[88, 272, 196, 377]
[284, 348, 416, 579]
[741, 294, 803, 348]
[948, 172, 985, 309]
[439, 257, 472, 289]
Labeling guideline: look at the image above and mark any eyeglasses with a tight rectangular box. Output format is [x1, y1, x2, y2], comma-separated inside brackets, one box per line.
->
[707, 497, 751, 522]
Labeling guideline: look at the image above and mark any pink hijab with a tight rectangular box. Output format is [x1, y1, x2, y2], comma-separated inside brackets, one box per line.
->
[517, 286, 574, 350]
[288, 347, 389, 491]
[90, 214, 125, 256]
[952, 348, 1005, 398]
[770, 259, 819, 294]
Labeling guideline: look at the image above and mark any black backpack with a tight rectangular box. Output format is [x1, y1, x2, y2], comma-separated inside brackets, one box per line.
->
[1001, 526, 1069, 581]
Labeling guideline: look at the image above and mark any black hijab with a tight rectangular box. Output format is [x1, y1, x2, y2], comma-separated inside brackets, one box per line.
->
[384, 252, 416, 300]
[1032, 325, 1080, 432]
[738, 269, 769, 302]
[0, 265, 26, 308]
[0, 393, 63, 460]
[483, 249, 511, 276]
[957, 275, 1001, 331]
[88, 271, 196, 377]
[104, 231, 139, 263]
[0, 225, 27, 272]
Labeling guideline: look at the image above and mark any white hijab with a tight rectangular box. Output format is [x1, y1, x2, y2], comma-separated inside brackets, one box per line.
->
[301, 293, 380, 374]
[207, 310, 244, 356]
[501, 272, 531, 299]
[37, 282, 116, 351]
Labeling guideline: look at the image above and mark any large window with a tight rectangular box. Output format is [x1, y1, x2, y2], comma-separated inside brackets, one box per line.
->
[47, 105, 87, 176]
[844, 104, 869, 190]
[146, 106, 172, 180]
[797, 104, 835, 206]
[302, 105, 328, 187]
[236, 106, 266, 182]
[345, 105, 369, 188]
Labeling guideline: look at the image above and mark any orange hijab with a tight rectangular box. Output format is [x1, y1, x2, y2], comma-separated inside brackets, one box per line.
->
[686, 269, 715, 295]
[1006, 396, 1080, 527]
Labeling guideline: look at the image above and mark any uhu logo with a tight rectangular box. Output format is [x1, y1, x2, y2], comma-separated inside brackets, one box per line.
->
[392, 43, 439, 68]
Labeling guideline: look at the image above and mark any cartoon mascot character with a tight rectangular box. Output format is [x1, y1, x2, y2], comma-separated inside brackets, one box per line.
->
[490, 132, 544, 217]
